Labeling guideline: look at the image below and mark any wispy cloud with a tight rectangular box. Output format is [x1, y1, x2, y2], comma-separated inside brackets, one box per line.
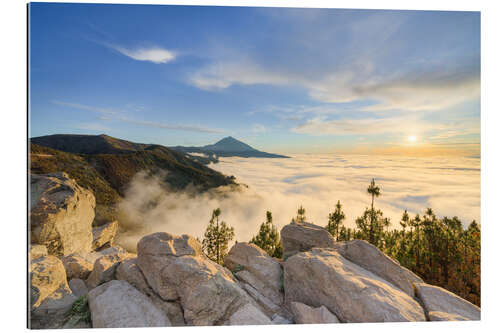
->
[189, 61, 479, 112]
[292, 115, 422, 136]
[109, 44, 176, 64]
[116, 117, 224, 134]
[251, 123, 267, 133]
[53, 101, 224, 134]
[292, 113, 480, 144]
[73, 122, 112, 132]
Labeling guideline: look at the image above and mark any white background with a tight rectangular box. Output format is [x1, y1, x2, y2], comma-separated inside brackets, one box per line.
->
[1, 0, 498, 332]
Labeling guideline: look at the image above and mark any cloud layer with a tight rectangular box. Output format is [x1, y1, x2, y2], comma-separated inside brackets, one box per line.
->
[115, 154, 480, 252]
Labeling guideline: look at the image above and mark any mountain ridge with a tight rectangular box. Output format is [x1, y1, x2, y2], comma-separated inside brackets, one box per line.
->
[171, 136, 289, 160]
[30, 134, 239, 223]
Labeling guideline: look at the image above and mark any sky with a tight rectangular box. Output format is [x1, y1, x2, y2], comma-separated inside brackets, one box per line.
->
[116, 154, 480, 251]
[29, 3, 480, 155]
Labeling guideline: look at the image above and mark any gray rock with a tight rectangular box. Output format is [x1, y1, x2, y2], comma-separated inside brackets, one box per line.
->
[428, 311, 469, 321]
[116, 257, 186, 326]
[30, 172, 95, 256]
[88, 280, 171, 328]
[238, 280, 292, 321]
[86, 251, 135, 290]
[271, 314, 292, 324]
[68, 278, 88, 297]
[283, 248, 426, 323]
[92, 220, 118, 250]
[225, 303, 273, 326]
[290, 301, 340, 324]
[414, 283, 480, 321]
[333, 240, 423, 296]
[225, 242, 283, 305]
[137, 232, 268, 326]
[30, 289, 77, 329]
[281, 222, 335, 258]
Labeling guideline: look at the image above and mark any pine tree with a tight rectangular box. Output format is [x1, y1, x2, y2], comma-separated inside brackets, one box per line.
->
[202, 208, 235, 265]
[292, 205, 307, 223]
[326, 200, 345, 241]
[250, 211, 283, 258]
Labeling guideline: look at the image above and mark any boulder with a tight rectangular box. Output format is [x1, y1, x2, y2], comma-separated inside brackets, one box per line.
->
[92, 220, 118, 250]
[137, 232, 268, 326]
[271, 314, 292, 324]
[333, 240, 423, 296]
[238, 280, 290, 320]
[225, 243, 283, 305]
[86, 251, 135, 290]
[116, 258, 152, 295]
[29, 255, 77, 329]
[88, 280, 171, 328]
[31, 291, 77, 329]
[30, 172, 95, 256]
[428, 311, 469, 321]
[280, 222, 335, 258]
[225, 303, 273, 326]
[283, 248, 426, 323]
[30, 255, 70, 310]
[61, 253, 94, 280]
[116, 258, 186, 326]
[68, 278, 88, 298]
[290, 302, 340, 324]
[414, 283, 480, 321]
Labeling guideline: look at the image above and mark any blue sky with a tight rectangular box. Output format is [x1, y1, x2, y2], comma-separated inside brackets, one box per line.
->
[29, 3, 480, 155]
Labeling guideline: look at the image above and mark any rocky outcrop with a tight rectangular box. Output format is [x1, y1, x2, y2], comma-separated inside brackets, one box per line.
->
[333, 240, 423, 296]
[68, 278, 88, 298]
[61, 253, 94, 280]
[283, 248, 426, 323]
[92, 220, 118, 250]
[30, 255, 71, 310]
[290, 302, 340, 324]
[29, 255, 77, 329]
[281, 222, 335, 258]
[30, 172, 95, 256]
[86, 251, 135, 290]
[136, 232, 269, 326]
[225, 242, 283, 305]
[116, 257, 186, 326]
[225, 303, 273, 325]
[414, 283, 480, 321]
[88, 280, 171, 328]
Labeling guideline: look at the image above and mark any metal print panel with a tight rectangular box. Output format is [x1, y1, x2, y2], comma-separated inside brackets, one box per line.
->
[28, 2, 481, 329]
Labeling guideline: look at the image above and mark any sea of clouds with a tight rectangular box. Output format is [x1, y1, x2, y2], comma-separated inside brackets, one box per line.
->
[115, 154, 480, 252]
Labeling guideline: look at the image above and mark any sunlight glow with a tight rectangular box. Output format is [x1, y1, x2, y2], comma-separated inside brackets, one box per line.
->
[408, 135, 417, 142]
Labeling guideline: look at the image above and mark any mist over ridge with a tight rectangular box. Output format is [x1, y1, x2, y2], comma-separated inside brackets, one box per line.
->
[115, 153, 480, 252]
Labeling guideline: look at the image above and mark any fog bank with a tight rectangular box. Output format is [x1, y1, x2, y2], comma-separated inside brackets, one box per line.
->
[115, 154, 480, 252]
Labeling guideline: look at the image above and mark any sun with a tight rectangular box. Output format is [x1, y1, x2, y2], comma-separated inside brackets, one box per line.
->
[408, 135, 417, 143]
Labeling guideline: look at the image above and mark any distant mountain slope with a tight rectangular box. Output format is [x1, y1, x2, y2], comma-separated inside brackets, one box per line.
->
[30, 135, 239, 223]
[31, 134, 148, 154]
[171, 136, 289, 160]
[203, 136, 256, 152]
